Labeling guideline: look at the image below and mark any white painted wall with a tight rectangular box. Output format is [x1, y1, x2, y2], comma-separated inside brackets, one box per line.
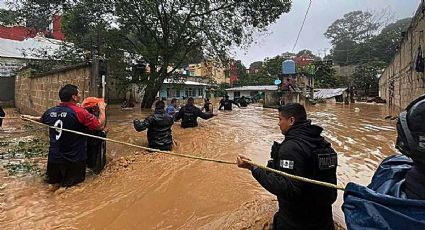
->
[226, 90, 253, 100]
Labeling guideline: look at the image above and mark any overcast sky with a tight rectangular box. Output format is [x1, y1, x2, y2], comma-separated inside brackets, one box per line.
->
[0, 0, 420, 66]
[233, 0, 420, 66]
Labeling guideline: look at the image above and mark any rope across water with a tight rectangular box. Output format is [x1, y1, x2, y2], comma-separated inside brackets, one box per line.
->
[8, 117, 346, 191]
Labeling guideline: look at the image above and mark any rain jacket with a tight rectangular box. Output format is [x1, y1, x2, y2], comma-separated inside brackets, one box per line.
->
[133, 108, 174, 150]
[175, 104, 213, 128]
[252, 120, 337, 230]
[342, 155, 425, 229]
[219, 99, 239, 110]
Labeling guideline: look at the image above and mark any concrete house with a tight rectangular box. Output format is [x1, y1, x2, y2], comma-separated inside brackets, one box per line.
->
[225, 85, 278, 100]
[158, 79, 209, 99]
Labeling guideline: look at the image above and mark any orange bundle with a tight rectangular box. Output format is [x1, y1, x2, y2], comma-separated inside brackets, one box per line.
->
[81, 97, 104, 109]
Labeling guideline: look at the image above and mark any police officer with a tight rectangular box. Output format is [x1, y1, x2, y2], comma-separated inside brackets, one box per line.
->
[396, 95, 425, 199]
[239, 96, 248, 107]
[133, 100, 174, 151]
[22, 84, 106, 187]
[237, 103, 337, 230]
[219, 95, 239, 111]
[175, 97, 215, 128]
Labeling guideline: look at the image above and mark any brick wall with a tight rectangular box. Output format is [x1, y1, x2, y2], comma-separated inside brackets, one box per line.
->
[379, 2, 425, 115]
[15, 64, 93, 115]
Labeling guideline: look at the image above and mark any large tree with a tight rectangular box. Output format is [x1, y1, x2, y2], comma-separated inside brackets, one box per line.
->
[82, 0, 291, 108]
[324, 11, 382, 45]
[8, 0, 292, 108]
[368, 17, 411, 65]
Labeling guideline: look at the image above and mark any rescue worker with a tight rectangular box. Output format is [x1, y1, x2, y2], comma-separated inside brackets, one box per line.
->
[202, 98, 213, 113]
[219, 95, 239, 111]
[237, 103, 337, 230]
[175, 97, 215, 128]
[239, 96, 248, 107]
[133, 100, 174, 151]
[166, 98, 179, 116]
[395, 94, 425, 199]
[21, 84, 106, 187]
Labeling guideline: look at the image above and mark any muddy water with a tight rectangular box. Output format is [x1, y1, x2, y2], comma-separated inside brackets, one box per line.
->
[0, 102, 397, 229]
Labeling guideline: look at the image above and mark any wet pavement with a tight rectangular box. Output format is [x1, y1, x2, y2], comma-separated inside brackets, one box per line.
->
[0, 102, 397, 229]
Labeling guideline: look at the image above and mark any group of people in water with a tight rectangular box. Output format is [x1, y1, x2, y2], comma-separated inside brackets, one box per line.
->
[17, 83, 425, 229]
[134, 95, 249, 151]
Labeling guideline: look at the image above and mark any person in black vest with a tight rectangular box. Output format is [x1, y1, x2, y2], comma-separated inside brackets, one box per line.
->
[395, 94, 425, 199]
[22, 84, 106, 187]
[175, 97, 215, 128]
[133, 100, 174, 151]
[237, 103, 337, 230]
[219, 95, 239, 111]
[239, 96, 248, 107]
[202, 98, 213, 113]
[0, 105, 5, 129]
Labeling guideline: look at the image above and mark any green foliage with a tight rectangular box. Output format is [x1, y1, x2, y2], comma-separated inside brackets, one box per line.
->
[368, 18, 412, 64]
[313, 61, 338, 88]
[324, 11, 380, 45]
[0, 9, 20, 25]
[214, 83, 231, 97]
[262, 55, 285, 77]
[237, 72, 274, 86]
[352, 62, 385, 96]
[6, 0, 72, 31]
[0, 137, 48, 176]
[249, 61, 264, 70]
[8, 0, 292, 107]
[327, 12, 412, 66]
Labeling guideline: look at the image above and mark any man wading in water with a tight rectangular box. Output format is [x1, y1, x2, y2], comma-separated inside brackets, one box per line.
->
[133, 100, 174, 151]
[175, 97, 216, 128]
[22, 84, 106, 187]
[237, 103, 337, 230]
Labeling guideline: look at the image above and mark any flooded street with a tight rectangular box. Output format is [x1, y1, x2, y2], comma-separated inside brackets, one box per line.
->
[0, 102, 397, 229]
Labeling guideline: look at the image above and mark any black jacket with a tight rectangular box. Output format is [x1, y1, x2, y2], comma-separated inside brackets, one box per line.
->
[405, 162, 425, 199]
[175, 104, 213, 128]
[133, 108, 174, 150]
[239, 99, 248, 107]
[219, 99, 239, 110]
[252, 120, 337, 230]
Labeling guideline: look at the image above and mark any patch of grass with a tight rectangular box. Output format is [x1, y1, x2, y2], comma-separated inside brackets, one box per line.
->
[0, 137, 48, 176]
[4, 161, 43, 176]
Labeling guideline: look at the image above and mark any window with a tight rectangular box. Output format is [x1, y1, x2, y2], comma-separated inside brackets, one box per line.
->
[198, 88, 203, 97]
[250, 91, 258, 97]
[234, 91, 240, 98]
[185, 88, 194, 97]
[167, 88, 181, 98]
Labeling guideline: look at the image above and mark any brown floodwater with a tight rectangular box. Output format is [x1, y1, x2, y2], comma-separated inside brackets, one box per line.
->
[0, 102, 397, 229]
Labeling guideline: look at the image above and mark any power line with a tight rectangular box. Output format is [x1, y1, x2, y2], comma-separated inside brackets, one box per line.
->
[291, 0, 312, 52]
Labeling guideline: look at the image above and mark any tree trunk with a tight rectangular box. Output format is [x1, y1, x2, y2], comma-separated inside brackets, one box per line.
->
[140, 72, 166, 109]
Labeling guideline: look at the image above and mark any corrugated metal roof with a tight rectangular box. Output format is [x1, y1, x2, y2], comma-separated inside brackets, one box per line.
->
[225, 85, 278, 91]
[314, 88, 347, 99]
[163, 79, 209, 86]
[0, 36, 64, 59]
